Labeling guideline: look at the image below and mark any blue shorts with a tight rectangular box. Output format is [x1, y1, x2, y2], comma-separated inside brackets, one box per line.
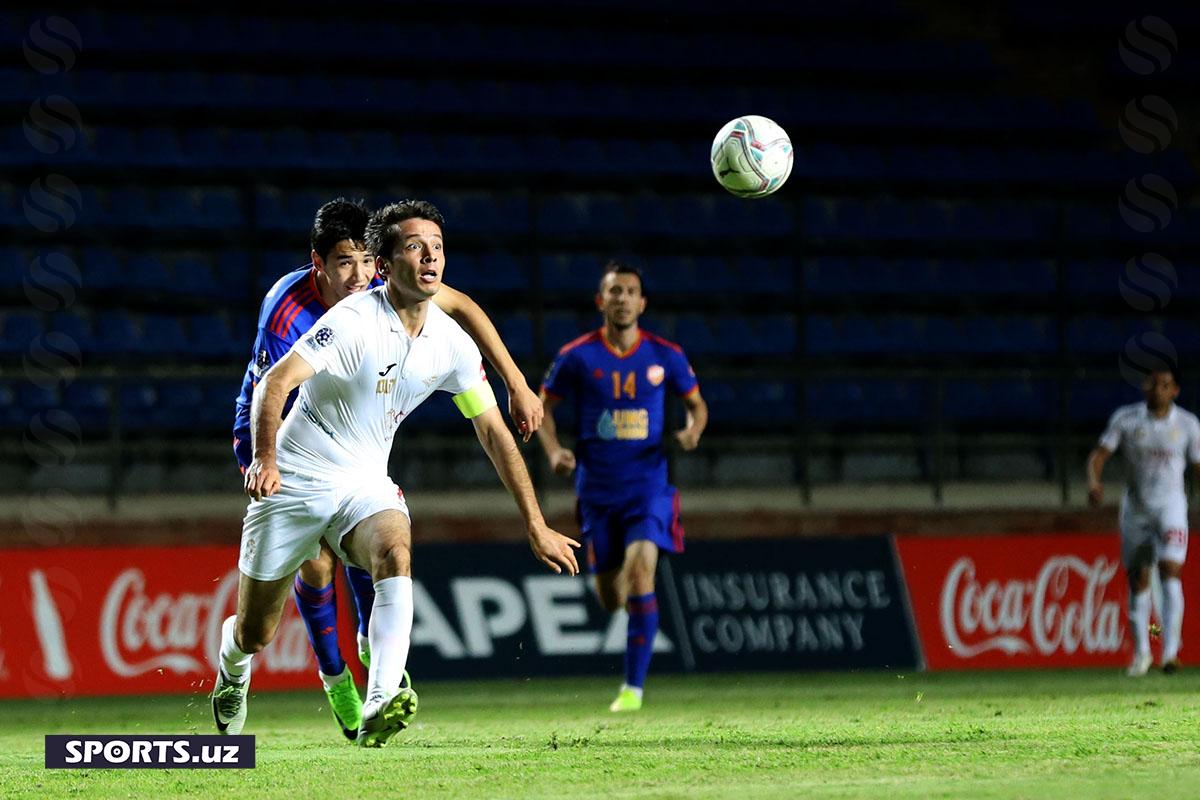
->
[576, 486, 684, 575]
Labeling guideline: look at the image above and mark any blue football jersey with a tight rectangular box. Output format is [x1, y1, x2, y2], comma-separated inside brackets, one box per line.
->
[231, 265, 384, 468]
[542, 328, 698, 504]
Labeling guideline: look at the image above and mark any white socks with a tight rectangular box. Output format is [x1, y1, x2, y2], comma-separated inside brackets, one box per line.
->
[1162, 577, 1184, 663]
[1130, 588, 1152, 658]
[365, 576, 414, 708]
[219, 615, 253, 683]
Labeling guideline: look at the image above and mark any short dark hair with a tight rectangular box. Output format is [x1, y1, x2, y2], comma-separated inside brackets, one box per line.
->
[599, 259, 645, 294]
[365, 199, 446, 259]
[310, 197, 369, 260]
[1149, 365, 1182, 385]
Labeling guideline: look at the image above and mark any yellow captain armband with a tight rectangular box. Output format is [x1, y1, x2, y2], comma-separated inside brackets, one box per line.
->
[452, 380, 498, 419]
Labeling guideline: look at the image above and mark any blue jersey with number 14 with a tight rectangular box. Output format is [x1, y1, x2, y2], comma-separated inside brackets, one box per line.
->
[542, 328, 698, 505]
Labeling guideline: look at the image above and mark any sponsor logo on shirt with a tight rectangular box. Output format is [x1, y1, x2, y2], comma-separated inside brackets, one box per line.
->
[596, 408, 649, 441]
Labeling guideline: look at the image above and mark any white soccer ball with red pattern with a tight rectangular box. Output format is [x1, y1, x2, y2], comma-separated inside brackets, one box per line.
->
[710, 115, 793, 198]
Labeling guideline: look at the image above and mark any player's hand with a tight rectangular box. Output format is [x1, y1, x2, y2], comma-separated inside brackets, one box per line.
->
[508, 383, 544, 442]
[244, 457, 281, 501]
[1087, 485, 1104, 507]
[527, 522, 581, 575]
[549, 447, 576, 476]
[674, 427, 701, 451]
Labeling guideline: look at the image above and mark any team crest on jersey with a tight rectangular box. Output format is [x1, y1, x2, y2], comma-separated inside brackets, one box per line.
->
[309, 326, 335, 349]
[647, 365, 665, 386]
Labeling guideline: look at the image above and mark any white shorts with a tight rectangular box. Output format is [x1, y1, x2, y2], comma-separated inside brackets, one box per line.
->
[1120, 500, 1189, 568]
[238, 469, 409, 582]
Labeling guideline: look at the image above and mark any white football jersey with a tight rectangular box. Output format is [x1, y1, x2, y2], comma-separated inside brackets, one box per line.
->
[1099, 402, 1200, 509]
[275, 286, 487, 477]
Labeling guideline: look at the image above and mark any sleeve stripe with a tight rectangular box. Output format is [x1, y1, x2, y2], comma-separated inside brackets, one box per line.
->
[268, 297, 295, 335]
[277, 289, 315, 337]
[679, 384, 700, 398]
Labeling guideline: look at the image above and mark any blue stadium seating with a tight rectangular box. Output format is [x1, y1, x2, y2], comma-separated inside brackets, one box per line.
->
[808, 379, 927, 422]
[944, 380, 1054, 422]
[1, 310, 41, 354]
[65, 380, 112, 430]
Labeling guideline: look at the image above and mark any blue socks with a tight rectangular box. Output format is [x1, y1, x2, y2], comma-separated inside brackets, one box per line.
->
[625, 592, 659, 689]
[293, 576, 344, 677]
[344, 565, 376, 637]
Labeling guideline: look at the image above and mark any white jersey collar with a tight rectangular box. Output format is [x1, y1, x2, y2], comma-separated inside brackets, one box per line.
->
[379, 286, 433, 339]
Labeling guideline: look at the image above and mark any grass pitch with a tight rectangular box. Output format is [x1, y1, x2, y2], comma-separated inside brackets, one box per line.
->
[2, 670, 1198, 799]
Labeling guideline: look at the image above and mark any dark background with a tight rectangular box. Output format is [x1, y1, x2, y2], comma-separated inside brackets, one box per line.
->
[2, 1, 1198, 509]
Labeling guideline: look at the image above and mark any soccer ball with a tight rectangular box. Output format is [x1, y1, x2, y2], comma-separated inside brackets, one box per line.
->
[710, 115, 793, 198]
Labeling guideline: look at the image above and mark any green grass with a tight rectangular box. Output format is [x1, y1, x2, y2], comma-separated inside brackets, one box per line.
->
[2, 670, 1199, 799]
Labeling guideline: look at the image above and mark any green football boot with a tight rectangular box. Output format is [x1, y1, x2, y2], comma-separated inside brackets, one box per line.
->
[609, 686, 643, 712]
[356, 671, 417, 748]
[322, 666, 363, 741]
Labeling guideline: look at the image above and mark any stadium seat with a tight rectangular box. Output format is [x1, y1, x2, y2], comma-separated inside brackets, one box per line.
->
[543, 313, 591, 353]
[50, 311, 93, 353]
[151, 381, 206, 429]
[140, 315, 187, 356]
[173, 255, 220, 298]
[808, 379, 927, 422]
[188, 313, 240, 360]
[64, 380, 113, 431]
[0, 310, 41, 354]
[673, 315, 719, 358]
[0, 247, 23, 291]
[471, 251, 529, 293]
[539, 253, 600, 294]
[1068, 379, 1139, 424]
[497, 315, 534, 360]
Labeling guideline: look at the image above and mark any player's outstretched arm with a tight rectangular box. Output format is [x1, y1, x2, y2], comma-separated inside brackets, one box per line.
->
[674, 390, 708, 451]
[471, 405, 580, 575]
[536, 392, 576, 476]
[246, 351, 315, 500]
[434, 284, 542, 442]
[1085, 446, 1112, 507]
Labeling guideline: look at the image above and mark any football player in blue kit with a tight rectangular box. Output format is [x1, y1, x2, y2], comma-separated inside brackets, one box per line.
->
[233, 198, 543, 737]
[538, 261, 707, 711]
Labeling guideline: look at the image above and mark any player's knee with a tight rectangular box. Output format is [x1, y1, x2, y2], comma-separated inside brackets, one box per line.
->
[1159, 561, 1184, 580]
[594, 578, 624, 613]
[598, 591, 624, 613]
[374, 539, 412, 579]
[298, 555, 335, 588]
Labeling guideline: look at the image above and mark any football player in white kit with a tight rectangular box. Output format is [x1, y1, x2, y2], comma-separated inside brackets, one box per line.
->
[1087, 368, 1200, 676]
[211, 200, 580, 746]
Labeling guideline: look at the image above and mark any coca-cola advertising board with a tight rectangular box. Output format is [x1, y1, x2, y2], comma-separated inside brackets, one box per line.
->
[0, 535, 921, 698]
[0, 546, 349, 698]
[896, 533, 1154, 670]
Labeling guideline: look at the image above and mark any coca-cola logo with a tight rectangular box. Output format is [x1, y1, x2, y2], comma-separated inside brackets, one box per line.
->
[939, 556, 1122, 659]
[99, 568, 312, 678]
